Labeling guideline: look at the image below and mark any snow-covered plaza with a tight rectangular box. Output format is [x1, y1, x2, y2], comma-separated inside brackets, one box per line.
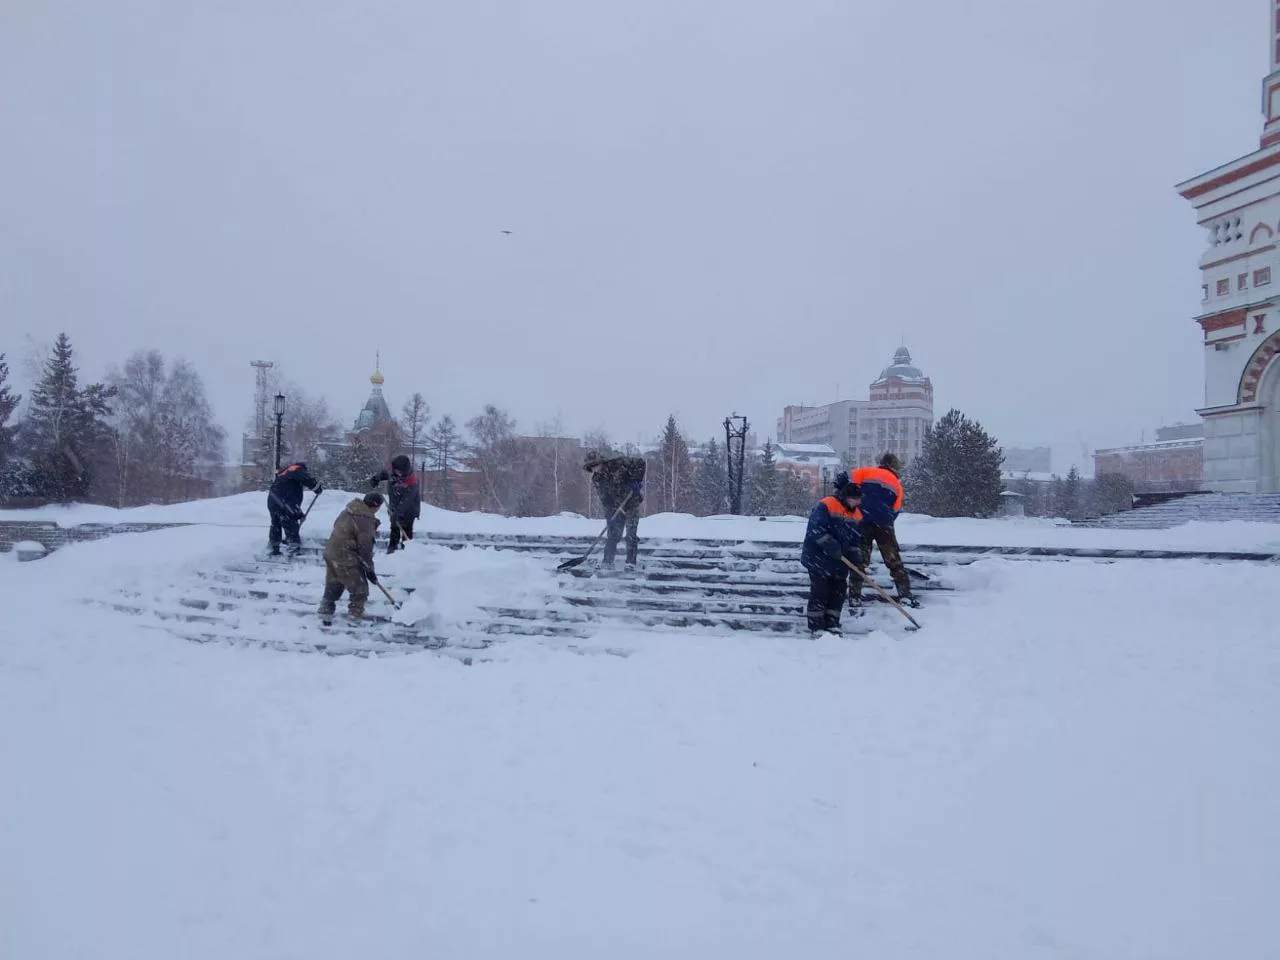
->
[3, 497, 1278, 958]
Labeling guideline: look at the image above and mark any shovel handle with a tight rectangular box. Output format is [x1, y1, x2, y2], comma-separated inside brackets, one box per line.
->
[842, 557, 921, 630]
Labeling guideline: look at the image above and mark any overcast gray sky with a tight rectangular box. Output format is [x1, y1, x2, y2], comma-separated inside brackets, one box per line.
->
[0, 0, 1265, 460]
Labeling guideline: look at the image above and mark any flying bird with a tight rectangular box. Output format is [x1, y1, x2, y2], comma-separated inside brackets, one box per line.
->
[501, 230, 513, 235]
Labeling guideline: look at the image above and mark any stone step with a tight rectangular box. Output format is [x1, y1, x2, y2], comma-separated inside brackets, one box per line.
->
[1075, 492, 1280, 530]
[477, 603, 880, 636]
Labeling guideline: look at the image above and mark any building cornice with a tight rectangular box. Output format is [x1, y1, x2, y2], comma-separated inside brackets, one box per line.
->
[1193, 297, 1276, 325]
[1196, 403, 1265, 417]
[1177, 146, 1280, 202]
[1202, 243, 1276, 270]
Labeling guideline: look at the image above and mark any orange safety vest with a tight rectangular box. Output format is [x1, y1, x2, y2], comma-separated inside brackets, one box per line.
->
[819, 495, 859, 520]
[851, 466, 903, 512]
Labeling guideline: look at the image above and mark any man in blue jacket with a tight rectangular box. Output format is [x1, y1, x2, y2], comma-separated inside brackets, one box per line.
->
[800, 473, 863, 635]
[267, 462, 322, 557]
[852, 452, 916, 606]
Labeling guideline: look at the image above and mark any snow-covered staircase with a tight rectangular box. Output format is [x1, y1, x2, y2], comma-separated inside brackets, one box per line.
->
[81, 533, 956, 658]
[79, 527, 1280, 657]
[1074, 492, 1280, 529]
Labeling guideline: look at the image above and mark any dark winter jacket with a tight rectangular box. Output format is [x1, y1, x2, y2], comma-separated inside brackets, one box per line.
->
[800, 496, 862, 578]
[591, 456, 647, 511]
[370, 468, 421, 522]
[268, 462, 321, 514]
[324, 498, 380, 574]
[851, 466, 903, 527]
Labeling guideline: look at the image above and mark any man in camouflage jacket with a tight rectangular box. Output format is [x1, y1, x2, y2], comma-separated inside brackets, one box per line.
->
[319, 491, 383, 621]
[583, 450, 646, 568]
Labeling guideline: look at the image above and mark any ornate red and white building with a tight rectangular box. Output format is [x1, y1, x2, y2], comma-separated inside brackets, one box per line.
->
[1177, 1, 1280, 492]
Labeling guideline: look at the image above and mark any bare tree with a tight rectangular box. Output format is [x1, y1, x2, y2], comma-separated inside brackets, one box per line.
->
[285, 390, 341, 465]
[466, 404, 519, 514]
[109, 350, 225, 505]
[400, 393, 430, 463]
[532, 415, 568, 515]
[424, 414, 462, 509]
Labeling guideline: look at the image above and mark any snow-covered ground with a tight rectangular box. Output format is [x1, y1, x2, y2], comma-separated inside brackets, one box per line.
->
[7, 490, 1280, 554]
[2, 507, 1280, 958]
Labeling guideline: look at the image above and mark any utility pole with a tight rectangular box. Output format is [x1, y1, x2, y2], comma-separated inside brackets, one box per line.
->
[724, 414, 749, 515]
[250, 360, 275, 482]
[250, 361, 274, 436]
[273, 393, 286, 472]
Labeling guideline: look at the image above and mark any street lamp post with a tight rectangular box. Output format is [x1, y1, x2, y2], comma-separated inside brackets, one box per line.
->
[273, 393, 286, 473]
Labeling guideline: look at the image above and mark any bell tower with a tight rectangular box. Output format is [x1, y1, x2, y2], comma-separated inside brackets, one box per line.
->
[1261, 0, 1280, 147]
[1177, 1, 1280, 493]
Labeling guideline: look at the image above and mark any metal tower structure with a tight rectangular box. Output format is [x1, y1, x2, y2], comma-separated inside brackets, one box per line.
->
[250, 361, 274, 436]
[724, 414, 749, 515]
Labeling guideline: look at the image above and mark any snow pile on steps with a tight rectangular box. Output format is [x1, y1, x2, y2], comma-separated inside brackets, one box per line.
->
[64, 529, 563, 660]
[67, 528, 943, 659]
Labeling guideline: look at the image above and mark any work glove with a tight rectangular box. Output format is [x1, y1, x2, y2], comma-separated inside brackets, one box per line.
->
[291, 506, 306, 521]
[369, 476, 381, 489]
[365, 567, 379, 585]
[629, 480, 643, 495]
[817, 534, 841, 559]
[312, 483, 324, 495]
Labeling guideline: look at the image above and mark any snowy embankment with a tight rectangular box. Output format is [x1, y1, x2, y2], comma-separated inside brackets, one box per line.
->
[2, 506, 1280, 957]
[7, 490, 1280, 554]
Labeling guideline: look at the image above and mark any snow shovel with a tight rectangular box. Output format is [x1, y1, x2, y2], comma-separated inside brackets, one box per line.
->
[298, 490, 322, 527]
[365, 568, 401, 610]
[842, 556, 921, 630]
[557, 493, 633, 571]
[392, 519, 414, 551]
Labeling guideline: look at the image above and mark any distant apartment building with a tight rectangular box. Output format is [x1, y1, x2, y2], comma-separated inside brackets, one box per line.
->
[776, 347, 934, 467]
[772, 443, 842, 496]
[1003, 446, 1052, 474]
[1093, 424, 1205, 495]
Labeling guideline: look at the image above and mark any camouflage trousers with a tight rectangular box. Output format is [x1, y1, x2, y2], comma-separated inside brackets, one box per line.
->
[319, 557, 370, 618]
[858, 523, 912, 599]
[603, 500, 641, 567]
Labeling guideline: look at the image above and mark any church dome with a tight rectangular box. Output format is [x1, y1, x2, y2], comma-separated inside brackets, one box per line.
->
[874, 346, 927, 383]
[354, 353, 392, 431]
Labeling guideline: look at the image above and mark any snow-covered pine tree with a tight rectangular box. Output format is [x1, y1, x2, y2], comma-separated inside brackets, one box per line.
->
[747, 440, 781, 516]
[903, 409, 1003, 518]
[0, 352, 19, 468]
[693, 438, 728, 516]
[1061, 466, 1082, 519]
[649, 415, 694, 514]
[22, 333, 115, 503]
[1046, 474, 1064, 518]
[775, 466, 815, 516]
[1089, 472, 1134, 516]
[321, 435, 383, 492]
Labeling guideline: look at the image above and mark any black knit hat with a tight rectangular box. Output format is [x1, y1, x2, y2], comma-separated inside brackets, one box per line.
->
[363, 491, 384, 508]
